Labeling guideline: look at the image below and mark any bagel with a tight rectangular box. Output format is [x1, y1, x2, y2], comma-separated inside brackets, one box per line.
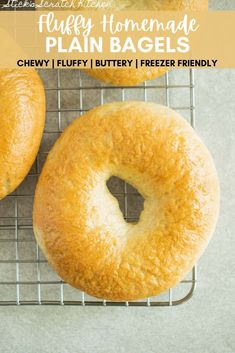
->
[35, 0, 208, 10]
[35, 0, 208, 86]
[0, 69, 45, 200]
[84, 0, 208, 85]
[33, 101, 219, 301]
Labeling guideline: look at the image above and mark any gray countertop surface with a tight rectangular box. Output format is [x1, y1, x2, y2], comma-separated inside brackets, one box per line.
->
[0, 1, 235, 352]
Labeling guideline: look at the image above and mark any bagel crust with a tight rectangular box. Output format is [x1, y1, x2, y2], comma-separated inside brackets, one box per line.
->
[83, 0, 208, 85]
[85, 67, 169, 87]
[0, 69, 45, 200]
[33, 102, 219, 301]
[35, 0, 208, 10]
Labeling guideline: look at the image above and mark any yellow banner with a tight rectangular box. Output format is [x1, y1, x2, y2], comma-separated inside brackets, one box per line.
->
[0, 11, 234, 68]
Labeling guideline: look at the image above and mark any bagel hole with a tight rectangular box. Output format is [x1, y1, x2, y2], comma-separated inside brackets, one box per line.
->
[106, 176, 144, 224]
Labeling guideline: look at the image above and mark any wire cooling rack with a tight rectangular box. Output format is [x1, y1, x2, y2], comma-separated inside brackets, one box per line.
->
[0, 68, 197, 306]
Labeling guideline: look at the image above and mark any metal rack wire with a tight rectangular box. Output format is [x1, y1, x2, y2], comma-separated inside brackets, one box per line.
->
[0, 68, 197, 306]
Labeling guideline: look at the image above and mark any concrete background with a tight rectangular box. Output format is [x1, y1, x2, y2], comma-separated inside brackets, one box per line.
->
[0, 1, 235, 352]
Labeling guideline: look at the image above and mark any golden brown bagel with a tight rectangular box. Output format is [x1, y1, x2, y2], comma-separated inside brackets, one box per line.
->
[85, 67, 169, 87]
[35, 0, 208, 10]
[98, 0, 208, 10]
[0, 69, 45, 200]
[83, 0, 208, 85]
[33, 101, 219, 301]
